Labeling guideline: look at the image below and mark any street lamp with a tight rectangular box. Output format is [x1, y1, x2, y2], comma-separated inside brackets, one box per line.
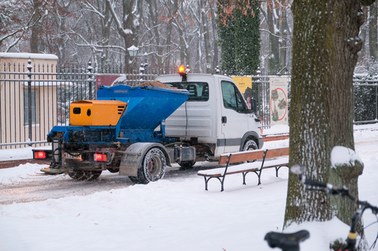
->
[127, 45, 148, 78]
[127, 45, 139, 57]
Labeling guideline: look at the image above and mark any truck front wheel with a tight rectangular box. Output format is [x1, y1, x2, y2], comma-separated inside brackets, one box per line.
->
[178, 161, 196, 169]
[243, 138, 258, 151]
[137, 147, 167, 184]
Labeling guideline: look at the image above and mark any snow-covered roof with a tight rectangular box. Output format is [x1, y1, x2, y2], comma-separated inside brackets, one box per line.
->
[0, 53, 58, 60]
[22, 81, 73, 87]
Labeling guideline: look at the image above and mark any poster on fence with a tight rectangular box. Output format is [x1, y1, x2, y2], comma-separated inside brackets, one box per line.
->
[231, 76, 253, 109]
[269, 76, 289, 126]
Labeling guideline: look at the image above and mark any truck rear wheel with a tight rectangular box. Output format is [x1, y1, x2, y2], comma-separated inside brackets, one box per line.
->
[84, 170, 102, 180]
[68, 169, 86, 180]
[68, 169, 102, 180]
[107, 167, 119, 173]
[137, 147, 167, 184]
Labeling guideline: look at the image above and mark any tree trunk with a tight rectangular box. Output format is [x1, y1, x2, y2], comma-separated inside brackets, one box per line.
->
[147, 0, 163, 72]
[201, 1, 212, 73]
[30, 0, 44, 53]
[284, 0, 364, 228]
[279, 4, 289, 73]
[267, 0, 280, 74]
[164, 0, 177, 74]
[369, 2, 378, 61]
[100, 1, 113, 68]
[210, 2, 219, 72]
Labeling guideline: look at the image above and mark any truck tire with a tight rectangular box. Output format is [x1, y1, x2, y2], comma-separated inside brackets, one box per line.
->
[68, 169, 102, 181]
[107, 167, 119, 173]
[68, 169, 86, 180]
[178, 161, 196, 169]
[243, 138, 258, 151]
[128, 176, 140, 183]
[84, 170, 102, 180]
[137, 147, 167, 184]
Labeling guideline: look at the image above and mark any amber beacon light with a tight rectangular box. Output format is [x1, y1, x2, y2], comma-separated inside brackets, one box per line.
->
[178, 64, 187, 81]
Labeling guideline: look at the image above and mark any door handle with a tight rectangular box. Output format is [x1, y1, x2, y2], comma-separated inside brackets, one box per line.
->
[221, 116, 227, 124]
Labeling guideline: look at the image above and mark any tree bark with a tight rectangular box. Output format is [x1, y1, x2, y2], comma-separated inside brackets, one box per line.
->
[267, 0, 280, 74]
[106, 0, 136, 72]
[210, 2, 219, 72]
[369, 2, 378, 61]
[30, 0, 44, 53]
[284, 0, 364, 228]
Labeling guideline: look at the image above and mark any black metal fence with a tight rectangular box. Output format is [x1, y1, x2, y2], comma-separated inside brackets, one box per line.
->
[252, 76, 378, 129]
[353, 79, 378, 124]
[0, 61, 155, 149]
[0, 61, 377, 149]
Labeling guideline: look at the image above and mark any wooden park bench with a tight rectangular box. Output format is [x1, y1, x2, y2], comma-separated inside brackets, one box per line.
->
[197, 147, 289, 192]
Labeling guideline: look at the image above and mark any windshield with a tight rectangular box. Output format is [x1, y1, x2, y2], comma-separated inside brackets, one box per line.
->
[164, 82, 209, 101]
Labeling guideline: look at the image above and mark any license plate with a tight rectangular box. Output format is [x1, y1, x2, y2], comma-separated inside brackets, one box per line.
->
[64, 152, 82, 160]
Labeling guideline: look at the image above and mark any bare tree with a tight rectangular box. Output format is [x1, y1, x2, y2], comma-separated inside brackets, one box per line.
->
[0, 0, 44, 52]
[263, 0, 292, 74]
[105, 0, 139, 71]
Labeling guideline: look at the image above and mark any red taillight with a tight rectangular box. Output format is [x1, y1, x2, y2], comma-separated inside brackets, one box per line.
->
[34, 151, 47, 159]
[94, 153, 108, 162]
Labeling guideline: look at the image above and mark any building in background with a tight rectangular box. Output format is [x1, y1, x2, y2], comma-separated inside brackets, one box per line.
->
[0, 53, 58, 148]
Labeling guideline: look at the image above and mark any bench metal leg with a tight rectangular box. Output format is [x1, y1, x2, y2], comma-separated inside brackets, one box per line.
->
[275, 165, 288, 177]
[203, 176, 224, 192]
[256, 170, 262, 185]
[220, 176, 225, 192]
[275, 166, 280, 177]
[203, 176, 209, 191]
[242, 172, 247, 185]
[242, 170, 261, 186]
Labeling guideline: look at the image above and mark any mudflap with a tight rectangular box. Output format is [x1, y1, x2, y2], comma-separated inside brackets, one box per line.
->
[40, 139, 65, 175]
[40, 166, 66, 175]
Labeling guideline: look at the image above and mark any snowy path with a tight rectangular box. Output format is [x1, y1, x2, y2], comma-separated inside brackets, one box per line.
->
[0, 125, 377, 251]
[0, 162, 217, 205]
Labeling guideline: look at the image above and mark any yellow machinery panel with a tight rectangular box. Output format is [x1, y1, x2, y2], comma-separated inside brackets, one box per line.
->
[70, 100, 127, 126]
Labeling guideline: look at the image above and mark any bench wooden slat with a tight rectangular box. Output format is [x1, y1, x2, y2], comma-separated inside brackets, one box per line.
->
[198, 161, 263, 177]
[198, 147, 289, 191]
[265, 147, 289, 159]
[218, 150, 265, 165]
[262, 156, 289, 168]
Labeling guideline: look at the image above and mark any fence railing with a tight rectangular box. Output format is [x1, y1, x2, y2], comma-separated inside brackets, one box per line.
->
[353, 80, 378, 124]
[0, 61, 156, 149]
[252, 76, 378, 129]
[0, 62, 377, 149]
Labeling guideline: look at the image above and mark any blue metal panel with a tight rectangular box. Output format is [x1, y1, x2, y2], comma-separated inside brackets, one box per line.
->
[97, 85, 188, 131]
[47, 85, 188, 147]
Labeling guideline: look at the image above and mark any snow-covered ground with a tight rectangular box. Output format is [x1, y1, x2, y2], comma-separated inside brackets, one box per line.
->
[0, 124, 377, 251]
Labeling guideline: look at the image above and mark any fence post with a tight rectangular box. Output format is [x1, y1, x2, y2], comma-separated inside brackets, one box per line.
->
[376, 85, 378, 121]
[27, 59, 32, 146]
[87, 60, 94, 99]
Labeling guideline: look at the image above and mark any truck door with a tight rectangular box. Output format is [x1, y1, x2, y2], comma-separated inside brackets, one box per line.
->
[219, 80, 254, 153]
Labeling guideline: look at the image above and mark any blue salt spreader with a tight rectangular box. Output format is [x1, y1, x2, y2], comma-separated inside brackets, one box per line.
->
[97, 84, 189, 143]
[47, 84, 189, 145]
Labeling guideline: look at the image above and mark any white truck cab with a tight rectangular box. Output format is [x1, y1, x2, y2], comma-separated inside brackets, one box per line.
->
[156, 68, 263, 163]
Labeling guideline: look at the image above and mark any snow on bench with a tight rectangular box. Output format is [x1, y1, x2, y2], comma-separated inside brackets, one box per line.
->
[197, 147, 289, 191]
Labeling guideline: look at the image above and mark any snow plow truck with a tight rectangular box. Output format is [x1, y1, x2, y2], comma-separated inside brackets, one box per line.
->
[35, 66, 263, 184]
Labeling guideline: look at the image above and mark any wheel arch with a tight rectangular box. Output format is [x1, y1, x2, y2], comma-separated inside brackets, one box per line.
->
[119, 142, 170, 177]
[239, 131, 263, 151]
